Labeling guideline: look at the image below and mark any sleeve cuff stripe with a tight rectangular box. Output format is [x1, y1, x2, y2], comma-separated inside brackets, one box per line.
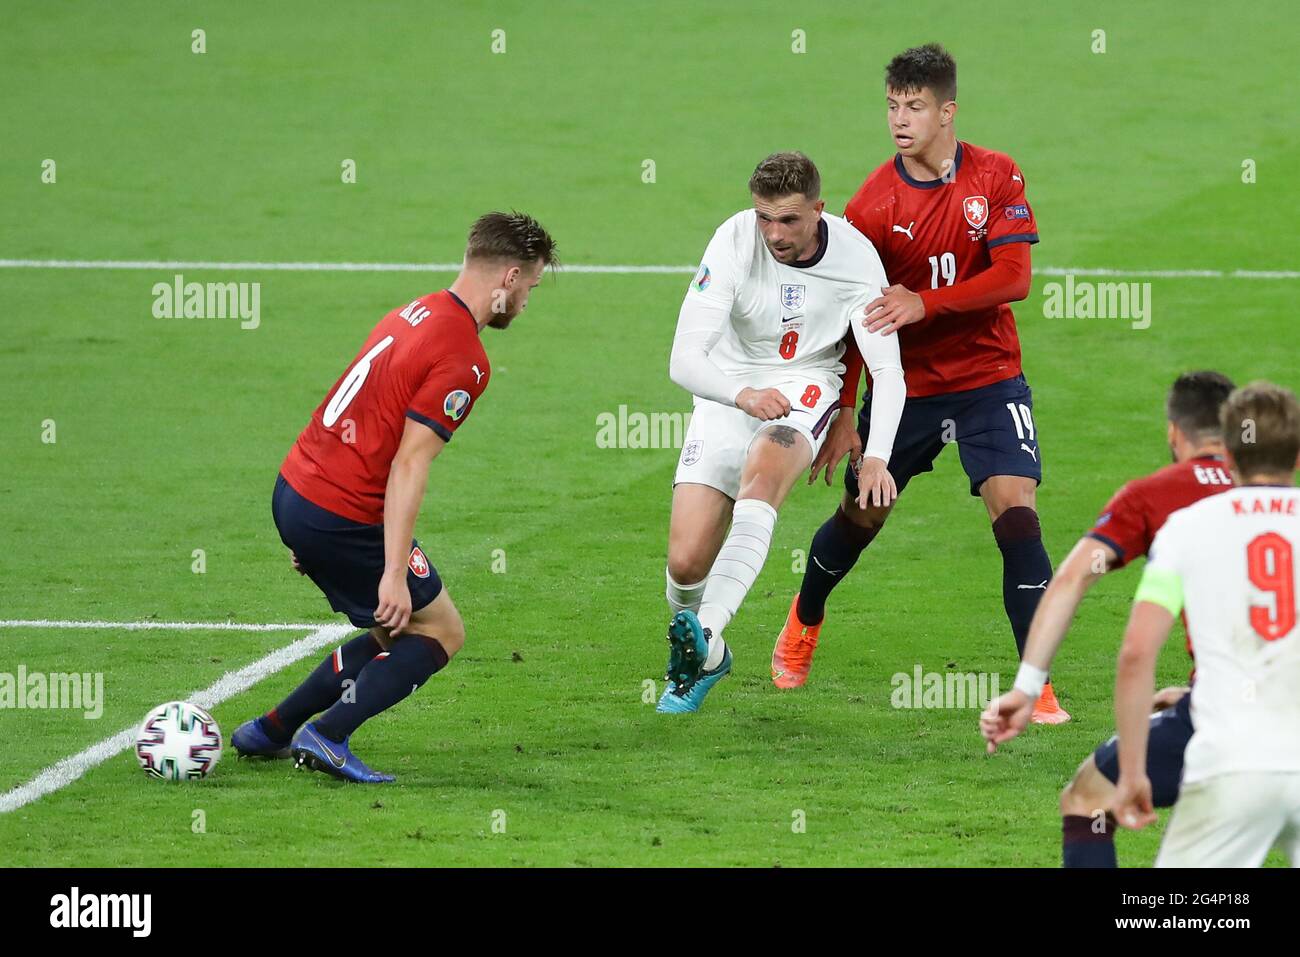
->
[987, 232, 1039, 249]
[406, 410, 453, 441]
[1085, 531, 1126, 563]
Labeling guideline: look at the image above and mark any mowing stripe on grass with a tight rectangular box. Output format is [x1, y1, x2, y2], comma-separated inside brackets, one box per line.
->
[0, 258, 1296, 279]
[0, 622, 351, 814]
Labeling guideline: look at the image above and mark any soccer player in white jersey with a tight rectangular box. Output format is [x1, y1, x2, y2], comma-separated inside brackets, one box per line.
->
[657, 152, 906, 713]
[1112, 382, 1300, 866]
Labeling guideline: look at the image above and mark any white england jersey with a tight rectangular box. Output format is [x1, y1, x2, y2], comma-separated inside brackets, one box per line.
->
[684, 210, 888, 384]
[1138, 486, 1300, 785]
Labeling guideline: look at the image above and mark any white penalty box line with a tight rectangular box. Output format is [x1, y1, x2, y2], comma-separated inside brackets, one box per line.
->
[0, 258, 1297, 279]
[0, 618, 352, 814]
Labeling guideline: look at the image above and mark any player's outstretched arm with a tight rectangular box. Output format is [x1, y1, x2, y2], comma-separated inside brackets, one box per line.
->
[981, 537, 1116, 751]
[375, 419, 447, 636]
[1113, 600, 1175, 830]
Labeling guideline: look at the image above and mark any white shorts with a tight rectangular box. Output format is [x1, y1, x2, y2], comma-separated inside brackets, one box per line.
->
[1156, 771, 1300, 867]
[673, 374, 841, 500]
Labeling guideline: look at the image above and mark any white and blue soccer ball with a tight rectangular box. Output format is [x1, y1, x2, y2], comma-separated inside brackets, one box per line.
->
[134, 701, 223, 781]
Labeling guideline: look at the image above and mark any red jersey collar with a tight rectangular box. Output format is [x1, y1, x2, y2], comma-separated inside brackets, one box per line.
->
[444, 289, 480, 335]
[894, 141, 964, 190]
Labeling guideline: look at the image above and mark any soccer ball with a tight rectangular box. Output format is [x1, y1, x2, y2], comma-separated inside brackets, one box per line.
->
[134, 701, 223, 781]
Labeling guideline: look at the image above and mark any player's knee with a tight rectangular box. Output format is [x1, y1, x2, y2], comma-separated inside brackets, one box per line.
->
[408, 592, 466, 657]
[441, 598, 467, 653]
[439, 617, 466, 657]
[1060, 758, 1111, 817]
[423, 609, 465, 658]
[983, 479, 1039, 523]
[667, 548, 713, 586]
[839, 493, 891, 533]
[736, 474, 779, 505]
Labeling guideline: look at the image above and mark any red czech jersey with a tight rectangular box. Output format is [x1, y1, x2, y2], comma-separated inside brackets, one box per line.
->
[1088, 454, 1235, 669]
[280, 290, 489, 525]
[843, 141, 1038, 397]
[1087, 455, 1235, 568]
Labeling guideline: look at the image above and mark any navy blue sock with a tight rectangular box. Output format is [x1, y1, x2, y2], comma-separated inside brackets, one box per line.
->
[991, 506, 1053, 659]
[1062, 814, 1118, 868]
[263, 631, 382, 743]
[795, 506, 882, 626]
[314, 634, 449, 742]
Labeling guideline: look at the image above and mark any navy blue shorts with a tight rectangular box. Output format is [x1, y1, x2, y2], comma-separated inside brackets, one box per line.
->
[846, 373, 1043, 499]
[271, 474, 443, 629]
[1093, 693, 1194, 808]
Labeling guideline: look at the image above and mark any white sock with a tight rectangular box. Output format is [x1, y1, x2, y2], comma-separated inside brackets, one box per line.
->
[703, 632, 729, 671]
[697, 498, 778, 666]
[665, 569, 706, 616]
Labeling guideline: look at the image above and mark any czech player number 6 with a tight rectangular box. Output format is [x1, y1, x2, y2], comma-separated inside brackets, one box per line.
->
[323, 335, 395, 427]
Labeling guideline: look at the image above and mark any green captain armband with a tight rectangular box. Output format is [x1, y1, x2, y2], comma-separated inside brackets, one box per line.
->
[1134, 564, 1184, 617]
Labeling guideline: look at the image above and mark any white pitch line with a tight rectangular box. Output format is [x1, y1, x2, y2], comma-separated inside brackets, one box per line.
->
[0, 258, 1296, 279]
[0, 258, 690, 274]
[0, 619, 329, 632]
[0, 622, 351, 814]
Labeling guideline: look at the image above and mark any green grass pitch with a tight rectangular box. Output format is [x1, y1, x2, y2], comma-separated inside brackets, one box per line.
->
[1, 0, 1296, 866]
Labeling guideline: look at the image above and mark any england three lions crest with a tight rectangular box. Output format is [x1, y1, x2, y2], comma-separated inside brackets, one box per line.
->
[962, 195, 989, 229]
[780, 284, 805, 310]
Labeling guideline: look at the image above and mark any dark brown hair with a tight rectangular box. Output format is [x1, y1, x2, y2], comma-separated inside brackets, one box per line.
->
[465, 211, 557, 266]
[1222, 381, 1300, 477]
[1167, 370, 1235, 439]
[748, 152, 821, 201]
[885, 43, 957, 105]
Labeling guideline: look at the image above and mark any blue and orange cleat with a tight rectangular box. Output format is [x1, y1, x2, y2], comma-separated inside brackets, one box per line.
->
[771, 594, 822, 689]
[657, 610, 731, 713]
[230, 716, 292, 759]
[290, 721, 394, 783]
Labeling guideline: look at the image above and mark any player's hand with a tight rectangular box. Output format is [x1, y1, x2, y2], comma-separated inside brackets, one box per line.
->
[854, 455, 897, 509]
[808, 410, 861, 485]
[863, 285, 926, 336]
[289, 551, 306, 575]
[375, 570, 413, 636]
[980, 689, 1033, 753]
[736, 387, 791, 421]
[1113, 774, 1158, 831]
[1151, 685, 1189, 712]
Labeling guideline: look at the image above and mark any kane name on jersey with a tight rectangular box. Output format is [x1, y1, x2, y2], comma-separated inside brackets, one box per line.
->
[1141, 486, 1300, 784]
